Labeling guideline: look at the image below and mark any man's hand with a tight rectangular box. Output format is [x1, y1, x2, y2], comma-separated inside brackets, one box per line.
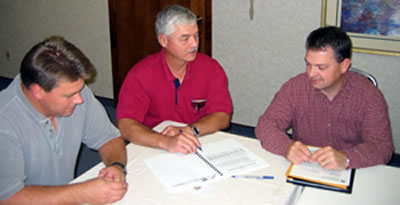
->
[286, 141, 312, 164]
[160, 125, 184, 137]
[99, 165, 126, 182]
[80, 176, 128, 204]
[160, 125, 201, 154]
[0, 166, 128, 205]
[80, 163, 127, 204]
[310, 146, 348, 170]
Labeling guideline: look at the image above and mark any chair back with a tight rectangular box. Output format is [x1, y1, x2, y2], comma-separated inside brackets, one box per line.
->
[349, 67, 378, 87]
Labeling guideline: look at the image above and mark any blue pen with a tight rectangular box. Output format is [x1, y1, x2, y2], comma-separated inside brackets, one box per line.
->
[231, 175, 274, 180]
[179, 129, 203, 151]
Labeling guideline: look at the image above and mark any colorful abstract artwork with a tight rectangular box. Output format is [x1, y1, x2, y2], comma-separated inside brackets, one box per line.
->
[340, 0, 400, 37]
[323, 0, 400, 56]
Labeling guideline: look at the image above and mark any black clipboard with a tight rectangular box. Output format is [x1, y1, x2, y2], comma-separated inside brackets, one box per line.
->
[287, 169, 355, 194]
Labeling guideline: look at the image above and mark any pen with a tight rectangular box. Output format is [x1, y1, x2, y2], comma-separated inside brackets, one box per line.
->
[179, 129, 203, 151]
[231, 175, 274, 180]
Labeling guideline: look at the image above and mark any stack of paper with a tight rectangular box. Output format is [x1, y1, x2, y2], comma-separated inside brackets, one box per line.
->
[145, 139, 269, 192]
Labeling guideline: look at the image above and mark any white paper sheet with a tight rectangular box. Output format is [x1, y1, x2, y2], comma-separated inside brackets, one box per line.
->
[145, 139, 269, 192]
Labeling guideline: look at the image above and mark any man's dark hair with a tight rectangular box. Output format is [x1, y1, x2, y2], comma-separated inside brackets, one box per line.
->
[306, 26, 352, 63]
[20, 36, 94, 91]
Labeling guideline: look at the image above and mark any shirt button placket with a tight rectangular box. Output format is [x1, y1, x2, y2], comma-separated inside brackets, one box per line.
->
[45, 120, 57, 152]
[327, 103, 332, 145]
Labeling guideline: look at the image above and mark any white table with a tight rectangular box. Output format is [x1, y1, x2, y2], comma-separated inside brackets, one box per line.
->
[296, 165, 400, 205]
[71, 132, 300, 205]
[72, 130, 400, 205]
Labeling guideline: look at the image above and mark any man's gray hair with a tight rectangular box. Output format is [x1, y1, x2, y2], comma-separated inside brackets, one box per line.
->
[155, 5, 197, 39]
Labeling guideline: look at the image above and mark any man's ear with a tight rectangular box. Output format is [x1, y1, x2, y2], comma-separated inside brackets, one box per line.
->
[341, 58, 351, 73]
[158, 34, 168, 48]
[30, 84, 45, 100]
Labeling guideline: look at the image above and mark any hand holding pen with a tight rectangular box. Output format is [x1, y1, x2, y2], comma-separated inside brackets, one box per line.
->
[160, 125, 202, 154]
[179, 129, 203, 152]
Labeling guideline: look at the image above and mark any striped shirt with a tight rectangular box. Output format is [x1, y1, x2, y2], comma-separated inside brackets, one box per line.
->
[255, 72, 393, 168]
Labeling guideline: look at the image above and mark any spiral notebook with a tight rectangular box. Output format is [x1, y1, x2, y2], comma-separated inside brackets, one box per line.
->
[145, 138, 269, 192]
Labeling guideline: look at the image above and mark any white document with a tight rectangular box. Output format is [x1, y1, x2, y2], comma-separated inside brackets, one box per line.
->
[145, 138, 269, 192]
[288, 161, 351, 186]
[286, 146, 352, 188]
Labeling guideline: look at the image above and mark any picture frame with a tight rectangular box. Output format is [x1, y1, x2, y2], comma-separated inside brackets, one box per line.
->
[321, 0, 400, 56]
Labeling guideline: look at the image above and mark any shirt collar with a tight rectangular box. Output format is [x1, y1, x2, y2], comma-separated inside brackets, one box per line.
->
[333, 71, 353, 98]
[308, 72, 351, 101]
[341, 71, 353, 93]
[160, 48, 195, 82]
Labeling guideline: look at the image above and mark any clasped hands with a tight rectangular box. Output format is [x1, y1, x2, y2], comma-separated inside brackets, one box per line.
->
[286, 141, 349, 170]
[81, 165, 127, 204]
[160, 125, 201, 154]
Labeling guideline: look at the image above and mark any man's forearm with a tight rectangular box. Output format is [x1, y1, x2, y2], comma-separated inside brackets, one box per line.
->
[255, 114, 294, 157]
[98, 137, 127, 166]
[118, 118, 168, 150]
[0, 184, 85, 205]
[191, 112, 230, 136]
[1, 177, 127, 205]
[117, 113, 230, 151]
[341, 140, 394, 169]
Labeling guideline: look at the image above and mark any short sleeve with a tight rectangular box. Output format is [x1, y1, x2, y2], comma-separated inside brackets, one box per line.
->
[80, 86, 120, 150]
[204, 59, 233, 115]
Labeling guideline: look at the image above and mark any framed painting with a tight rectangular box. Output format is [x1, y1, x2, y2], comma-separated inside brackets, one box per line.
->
[322, 0, 400, 56]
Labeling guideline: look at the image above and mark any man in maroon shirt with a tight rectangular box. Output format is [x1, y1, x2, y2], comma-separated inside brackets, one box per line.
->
[255, 26, 393, 170]
[117, 5, 232, 154]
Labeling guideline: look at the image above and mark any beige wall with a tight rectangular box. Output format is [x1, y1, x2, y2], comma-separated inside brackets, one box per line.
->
[1, 0, 399, 153]
[0, 0, 113, 98]
[213, 0, 400, 153]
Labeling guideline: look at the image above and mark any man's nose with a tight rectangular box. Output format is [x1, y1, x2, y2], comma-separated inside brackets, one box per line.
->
[307, 66, 318, 77]
[73, 93, 83, 104]
[189, 36, 199, 48]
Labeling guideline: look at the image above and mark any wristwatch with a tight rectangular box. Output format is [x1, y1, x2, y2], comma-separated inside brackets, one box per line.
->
[191, 125, 200, 137]
[345, 158, 350, 169]
[111, 161, 127, 175]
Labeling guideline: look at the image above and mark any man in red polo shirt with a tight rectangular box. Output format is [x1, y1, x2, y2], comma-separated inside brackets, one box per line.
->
[116, 5, 232, 154]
